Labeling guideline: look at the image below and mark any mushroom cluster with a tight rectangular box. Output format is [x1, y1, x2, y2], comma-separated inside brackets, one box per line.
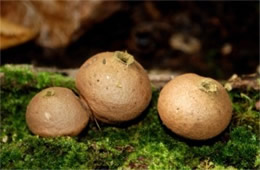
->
[26, 51, 232, 140]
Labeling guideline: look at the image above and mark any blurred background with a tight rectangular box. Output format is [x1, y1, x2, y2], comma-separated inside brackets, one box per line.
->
[1, 0, 259, 79]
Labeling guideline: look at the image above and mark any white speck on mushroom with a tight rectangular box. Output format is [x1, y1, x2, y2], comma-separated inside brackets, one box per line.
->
[45, 112, 51, 120]
[106, 75, 110, 79]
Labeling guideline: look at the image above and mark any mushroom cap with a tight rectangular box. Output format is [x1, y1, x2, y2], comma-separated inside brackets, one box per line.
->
[26, 87, 89, 137]
[158, 73, 232, 140]
[76, 51, 152, 123]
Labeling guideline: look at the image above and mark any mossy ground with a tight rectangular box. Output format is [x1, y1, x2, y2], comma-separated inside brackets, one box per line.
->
[0, 65, 259, 169]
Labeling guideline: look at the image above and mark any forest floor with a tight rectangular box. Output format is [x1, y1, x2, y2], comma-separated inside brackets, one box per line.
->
[0, 64, 259, 169]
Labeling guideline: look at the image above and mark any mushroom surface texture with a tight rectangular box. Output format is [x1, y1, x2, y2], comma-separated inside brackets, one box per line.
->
[76, 51, 152, 124]
[158, 73, 233, 140]
[26, 87, 89, 137]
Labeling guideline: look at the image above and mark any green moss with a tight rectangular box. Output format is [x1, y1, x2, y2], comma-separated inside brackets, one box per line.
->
[230, 91, 260, 134]
[0, 64, 75, 91]
[0, 136, 88, 169]
[0, 64, 259, 169]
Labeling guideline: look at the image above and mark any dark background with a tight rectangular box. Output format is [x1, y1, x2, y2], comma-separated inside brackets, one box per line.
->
[1, 1, 259, 79]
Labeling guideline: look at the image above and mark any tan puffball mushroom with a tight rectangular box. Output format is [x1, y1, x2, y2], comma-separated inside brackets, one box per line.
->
[26, 87, 89, 137]
[158, 73, 232, 140]
[76, 51, 152, 124]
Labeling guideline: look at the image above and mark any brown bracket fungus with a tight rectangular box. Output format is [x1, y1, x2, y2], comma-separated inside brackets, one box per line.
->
[158, 73, 233, 140]
[76, 51, 152, 124]
[26, 87, 89, 137]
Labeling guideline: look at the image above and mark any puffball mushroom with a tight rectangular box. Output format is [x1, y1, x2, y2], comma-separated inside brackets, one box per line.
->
[26, 87, 89, 137]
[76, 51, 152, 124]
[158, 73, 232, 140]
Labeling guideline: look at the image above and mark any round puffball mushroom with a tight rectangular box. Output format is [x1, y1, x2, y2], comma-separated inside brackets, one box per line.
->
[76, 51, 152, 124]
[158, 73, 232, 140]
[26, 87, 89, 137]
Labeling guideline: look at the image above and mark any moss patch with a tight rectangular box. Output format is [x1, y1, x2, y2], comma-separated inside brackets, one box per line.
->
[0, 65, 259, 169]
